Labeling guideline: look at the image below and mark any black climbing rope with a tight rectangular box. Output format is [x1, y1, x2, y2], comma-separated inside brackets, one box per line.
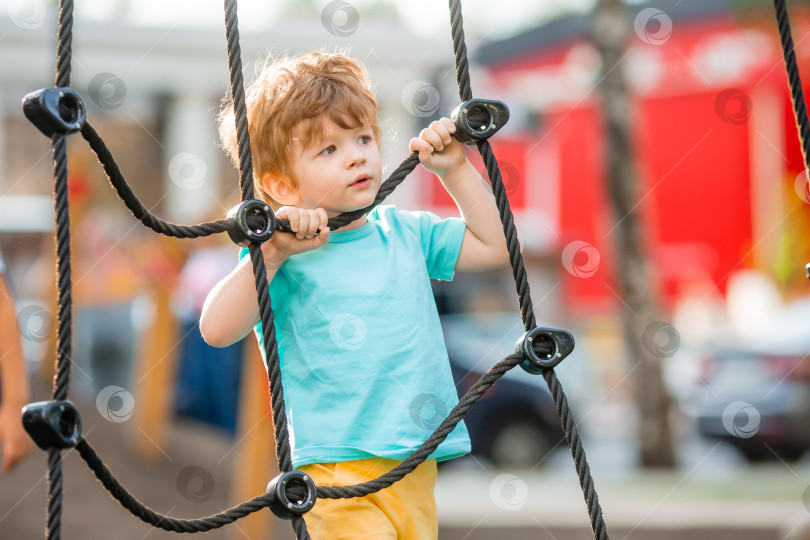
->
[774, 0, 810, 172]
[448, 2, 607, 537]
[772, 0, 810, 277]
[25, 0, 607, 538]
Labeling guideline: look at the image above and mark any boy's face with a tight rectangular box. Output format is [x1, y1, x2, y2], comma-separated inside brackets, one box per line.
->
[287, 117, 382, 217]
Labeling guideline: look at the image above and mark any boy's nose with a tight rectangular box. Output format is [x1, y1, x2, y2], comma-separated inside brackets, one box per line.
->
[346, 148, 366, 168]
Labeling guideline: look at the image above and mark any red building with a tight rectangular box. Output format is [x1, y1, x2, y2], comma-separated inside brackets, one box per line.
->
[423, 0, 810, 316]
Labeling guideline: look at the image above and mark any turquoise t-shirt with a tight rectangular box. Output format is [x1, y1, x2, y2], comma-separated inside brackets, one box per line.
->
[240, 205, 471, 468]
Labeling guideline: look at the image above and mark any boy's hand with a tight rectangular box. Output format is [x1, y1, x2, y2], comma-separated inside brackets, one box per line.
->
[262, 206, 330, 265]
[410, 118, 468, 179]
[0, 401, 32, 472]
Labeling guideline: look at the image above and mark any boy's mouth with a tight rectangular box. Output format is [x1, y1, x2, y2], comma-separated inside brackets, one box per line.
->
[350, 175, 371, 188]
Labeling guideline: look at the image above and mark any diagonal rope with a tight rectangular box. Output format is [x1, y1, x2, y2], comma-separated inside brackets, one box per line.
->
[447, 1, 608, 538]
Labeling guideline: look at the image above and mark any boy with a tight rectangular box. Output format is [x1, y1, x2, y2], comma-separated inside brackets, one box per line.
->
[201, 52, 510, 539]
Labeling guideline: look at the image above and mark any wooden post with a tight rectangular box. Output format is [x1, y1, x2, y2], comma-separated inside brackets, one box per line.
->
[228, 338, 277, 540]
[131, 280, 180, 461]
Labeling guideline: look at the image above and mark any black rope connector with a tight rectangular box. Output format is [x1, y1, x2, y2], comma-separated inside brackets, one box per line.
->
[21, 400, 82, 450]
[226, 199, 276, 246]
[265, 470, 317, 520]
[516, 327, 575, 374]
[451, 98, 510, 145]
[22, 87, 86, 137]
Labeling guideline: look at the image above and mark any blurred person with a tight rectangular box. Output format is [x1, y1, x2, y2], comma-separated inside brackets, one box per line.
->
[67, 164, 146, 402]
[172, 235, 244, 436]
[0, 247, 33, 472]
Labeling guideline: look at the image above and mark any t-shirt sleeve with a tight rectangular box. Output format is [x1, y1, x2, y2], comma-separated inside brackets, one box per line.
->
[383, 207, 466, 281]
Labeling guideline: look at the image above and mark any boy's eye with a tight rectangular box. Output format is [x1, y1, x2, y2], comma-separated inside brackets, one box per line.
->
[358, 135, 371, 145]
[320, 145, 336, 155]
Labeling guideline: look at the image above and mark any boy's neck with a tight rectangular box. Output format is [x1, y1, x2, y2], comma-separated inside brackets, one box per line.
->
[336, 214, 368, 232]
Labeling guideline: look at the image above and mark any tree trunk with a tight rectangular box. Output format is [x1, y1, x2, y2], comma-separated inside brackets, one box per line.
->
[590, 0, 675, 468]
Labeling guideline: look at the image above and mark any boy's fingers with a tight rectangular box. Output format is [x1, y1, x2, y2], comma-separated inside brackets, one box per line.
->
[318, 208, 329, 230]
[410, 139, 435, 158]
[281, 207, 298, 231]
[409, 137, 428, 153]
[305, 211, 320, 238]
[440, 117, 456, 134]
[296, 212, 310, 240]
[421, 129, 444, 152]
[430, 120, 452, 145]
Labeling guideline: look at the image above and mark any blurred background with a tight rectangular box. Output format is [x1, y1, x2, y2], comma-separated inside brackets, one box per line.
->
[2, 0, 810, 538]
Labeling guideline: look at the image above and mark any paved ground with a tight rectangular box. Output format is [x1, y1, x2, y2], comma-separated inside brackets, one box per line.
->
[3, 387, 810, 540]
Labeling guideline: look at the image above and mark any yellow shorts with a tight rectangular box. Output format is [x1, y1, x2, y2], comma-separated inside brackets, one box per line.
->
[297, 457, 438, 540]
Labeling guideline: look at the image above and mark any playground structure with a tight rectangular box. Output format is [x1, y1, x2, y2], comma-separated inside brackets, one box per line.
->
[13, 0, 810, 539]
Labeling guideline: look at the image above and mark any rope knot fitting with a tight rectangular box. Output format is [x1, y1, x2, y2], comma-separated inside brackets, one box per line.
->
[226, 199, 276, 246]
[265, 470, 317, 519]
[22, 87, 86, 137]
[451, 98, 510, 145]
[516, 327, 575, 374]
[21, 400, 82, 450]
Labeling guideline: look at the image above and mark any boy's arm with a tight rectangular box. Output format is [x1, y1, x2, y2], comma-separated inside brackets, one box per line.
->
[200, 255, 274, 347]
[0, 276, 33, 472]
[200, 206, 329, 347]
[410, 118, 513, 272]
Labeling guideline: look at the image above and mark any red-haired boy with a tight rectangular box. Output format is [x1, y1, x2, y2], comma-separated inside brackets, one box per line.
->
[202, 52, 510, 539]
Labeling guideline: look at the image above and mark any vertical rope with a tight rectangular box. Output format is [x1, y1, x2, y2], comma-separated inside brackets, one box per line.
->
[774, 0, 810, 171]
[54, 0, 73, 89]
[448, 0, 473, 102]
[47, 0, 75, 537]
[222, 1, 308, 538]
[46, 449, 63, 540]
[223, 0, 256, 202]
[50, 135, 72, 403]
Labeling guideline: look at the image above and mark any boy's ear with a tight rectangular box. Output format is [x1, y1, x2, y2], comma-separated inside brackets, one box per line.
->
[260, 173, 300, 206]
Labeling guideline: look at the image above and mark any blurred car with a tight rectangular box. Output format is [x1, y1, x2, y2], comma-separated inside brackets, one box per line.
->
[693, 297, 810, 461]
[441, 312, 567, 468]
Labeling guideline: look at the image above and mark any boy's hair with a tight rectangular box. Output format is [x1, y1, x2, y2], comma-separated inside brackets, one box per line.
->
[218, 51, 382, 207]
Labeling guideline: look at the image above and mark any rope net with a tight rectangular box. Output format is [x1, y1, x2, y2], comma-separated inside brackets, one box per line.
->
[28, 0, 612, 538]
